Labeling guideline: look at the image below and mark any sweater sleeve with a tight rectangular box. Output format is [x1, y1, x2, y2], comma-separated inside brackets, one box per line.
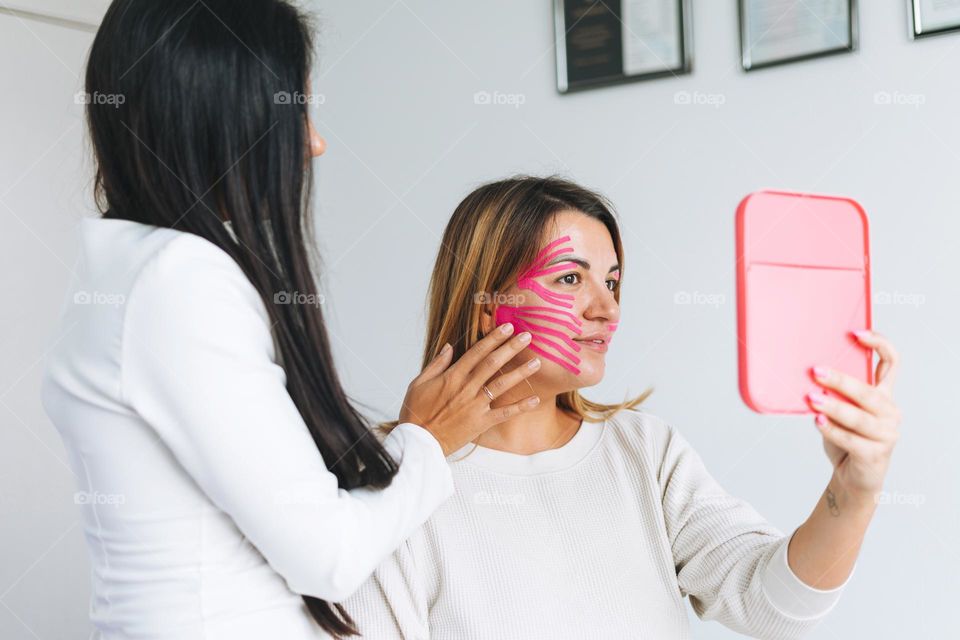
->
[657, 423, 850, 639]
[119, 235, 454, 603]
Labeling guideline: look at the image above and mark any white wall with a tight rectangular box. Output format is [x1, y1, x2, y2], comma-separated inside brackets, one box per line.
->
[2, 1, 957, 638]
[0, 8, 100, 639]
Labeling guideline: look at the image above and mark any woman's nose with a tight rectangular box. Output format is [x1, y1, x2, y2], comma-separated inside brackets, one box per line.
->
[583, 280, 620, 322]
[308, 120, 326, 157]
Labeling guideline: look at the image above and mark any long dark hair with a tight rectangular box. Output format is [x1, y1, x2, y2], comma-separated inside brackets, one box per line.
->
[85, 0, 397, 635]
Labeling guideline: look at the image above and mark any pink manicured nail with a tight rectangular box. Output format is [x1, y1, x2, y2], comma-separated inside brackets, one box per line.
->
[812, 366, 830, 379]
[852, 329, 871, 340]
[815, 414, 827, 427]
[807, 391, 826, 406]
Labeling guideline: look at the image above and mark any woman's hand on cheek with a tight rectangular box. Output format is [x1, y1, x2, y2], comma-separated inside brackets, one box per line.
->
[806, 330, 902, 501]
[399, 324, 542, 456]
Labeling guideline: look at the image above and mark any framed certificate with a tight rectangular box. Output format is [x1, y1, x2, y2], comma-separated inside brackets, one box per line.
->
[554, 0, 692, 93]
[739, 0, 858, 71]
[911, 0, 960, 38]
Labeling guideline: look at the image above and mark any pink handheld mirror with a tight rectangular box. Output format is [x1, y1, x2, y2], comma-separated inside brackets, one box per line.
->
[736, 190, 873, 414]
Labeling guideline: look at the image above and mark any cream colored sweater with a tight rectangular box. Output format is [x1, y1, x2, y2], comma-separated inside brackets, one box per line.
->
[344, 409, 851, 639]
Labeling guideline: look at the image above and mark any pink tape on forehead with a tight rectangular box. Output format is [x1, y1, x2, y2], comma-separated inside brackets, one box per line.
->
[518, 238, 575, 276]
[531, 235, 572, 265]
[513, 235, 580, 308]
[527, 251, 575, 274]
[528, 263, 579, 279]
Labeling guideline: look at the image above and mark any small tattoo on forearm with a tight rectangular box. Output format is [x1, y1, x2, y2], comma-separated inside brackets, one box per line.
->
[826, 488, 841, 516]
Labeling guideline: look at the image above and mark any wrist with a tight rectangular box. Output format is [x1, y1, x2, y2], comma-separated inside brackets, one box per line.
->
[828, 475, 880, 515]
[420, 423, 451, 457]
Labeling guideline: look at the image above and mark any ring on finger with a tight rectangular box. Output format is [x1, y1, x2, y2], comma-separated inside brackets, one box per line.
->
[481, 385, 495, 401]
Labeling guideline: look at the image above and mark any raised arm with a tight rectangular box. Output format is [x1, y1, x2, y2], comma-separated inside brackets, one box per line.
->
[659, 423, 849, 639]
[788, 330, 902, 589]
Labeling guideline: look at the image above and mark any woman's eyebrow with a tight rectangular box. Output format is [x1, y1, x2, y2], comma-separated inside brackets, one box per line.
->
[548, 254, 589, 269]
[544, 257, 622, 273]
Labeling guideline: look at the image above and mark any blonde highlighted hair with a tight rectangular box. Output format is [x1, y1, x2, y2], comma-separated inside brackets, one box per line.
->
[421, 175, 652, 423]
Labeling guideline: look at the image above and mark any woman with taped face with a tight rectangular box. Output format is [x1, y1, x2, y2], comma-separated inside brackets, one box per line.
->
[343, 176, 881, 640]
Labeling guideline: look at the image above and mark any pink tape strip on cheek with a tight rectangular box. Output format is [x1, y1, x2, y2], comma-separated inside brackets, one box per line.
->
[495, 305, 581, 374]
[607, 322, 619, 344]
[529, 333, 580, 363]
[529, 344, 580, 375]
[522, 322, 581, 353]
[517, 306, 583, 327]
[514, 311, 581, 334]
[495, 306, 581, 356]
[520, 281, 574, 308]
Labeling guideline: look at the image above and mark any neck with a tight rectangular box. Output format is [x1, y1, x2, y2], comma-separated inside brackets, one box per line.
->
[476, 394, 582, 455]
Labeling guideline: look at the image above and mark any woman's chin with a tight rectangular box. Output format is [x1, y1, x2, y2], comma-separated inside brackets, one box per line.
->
[537, 361, 604, 392]
[567, 360, 605, 389]
[575, 370, 604, 388]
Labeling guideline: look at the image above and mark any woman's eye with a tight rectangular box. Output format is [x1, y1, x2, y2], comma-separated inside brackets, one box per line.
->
[606, 279, 618, 291]
[558, 273, 580, 285]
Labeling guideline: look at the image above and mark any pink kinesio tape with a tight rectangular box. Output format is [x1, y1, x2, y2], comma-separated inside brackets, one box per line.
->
[494, 235, 584, 374]
[608, 323, 619, 343]
[516, 236, 579, 309]
[495, 304, 582, 374]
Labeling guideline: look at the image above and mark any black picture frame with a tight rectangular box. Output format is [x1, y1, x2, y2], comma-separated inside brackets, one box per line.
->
[910, 0, 960, 38]
[554, 0, 692, 94]
[739, 0, 858, 72]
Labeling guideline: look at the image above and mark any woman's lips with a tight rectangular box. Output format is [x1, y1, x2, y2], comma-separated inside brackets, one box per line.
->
[573, 334, 610, 353]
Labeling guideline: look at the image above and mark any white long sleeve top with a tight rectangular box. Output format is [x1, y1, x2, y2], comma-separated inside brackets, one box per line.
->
[345, 410, 853, 639]
[41, 218, 454, 639]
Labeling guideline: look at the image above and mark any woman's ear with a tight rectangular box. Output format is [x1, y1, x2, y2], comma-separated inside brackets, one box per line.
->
[479, 301, 496, 335]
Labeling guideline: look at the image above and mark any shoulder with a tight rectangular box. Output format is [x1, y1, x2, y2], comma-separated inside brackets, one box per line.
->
[127, 230, 266, 323]
[602, 408, 697, 469]
[604, 408, 676, 450]
[121, 229, 276, 367]
[132, 229, 256, 299]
